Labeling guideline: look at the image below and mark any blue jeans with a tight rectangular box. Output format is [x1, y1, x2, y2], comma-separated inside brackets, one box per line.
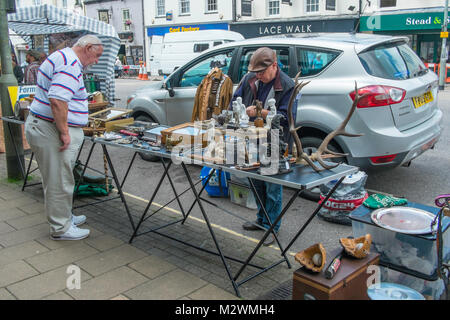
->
[251, 180, 282, 233]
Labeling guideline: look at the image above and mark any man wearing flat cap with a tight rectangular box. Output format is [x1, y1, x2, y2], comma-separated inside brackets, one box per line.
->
[24, 50, 41, 84]
[231, 47, 295, 246]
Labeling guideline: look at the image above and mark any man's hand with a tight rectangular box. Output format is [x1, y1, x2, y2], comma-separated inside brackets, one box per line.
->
[59, 132, 71, 151]
[246, 105, 257, 117]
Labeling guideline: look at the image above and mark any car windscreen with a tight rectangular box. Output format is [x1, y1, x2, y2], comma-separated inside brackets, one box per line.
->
[358, 42, 428, 80]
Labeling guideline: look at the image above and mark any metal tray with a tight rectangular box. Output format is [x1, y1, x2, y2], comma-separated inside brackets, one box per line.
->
[371, 206, 437, 235]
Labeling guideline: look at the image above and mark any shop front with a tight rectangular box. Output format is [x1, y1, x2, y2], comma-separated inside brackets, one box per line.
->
[360, 10, 448, 64]
[229, 17, 357, 39]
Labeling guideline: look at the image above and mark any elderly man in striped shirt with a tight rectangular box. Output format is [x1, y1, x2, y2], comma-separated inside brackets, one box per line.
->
[25, 35, 104, 240]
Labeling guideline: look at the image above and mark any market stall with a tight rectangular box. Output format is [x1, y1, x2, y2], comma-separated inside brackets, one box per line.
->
[7, 4, 120, 105]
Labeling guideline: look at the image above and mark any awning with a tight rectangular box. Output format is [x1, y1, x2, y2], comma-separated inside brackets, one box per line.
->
[7, 4, 120, 104]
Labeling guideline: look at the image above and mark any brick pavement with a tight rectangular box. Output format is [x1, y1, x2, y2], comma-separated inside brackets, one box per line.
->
[0, 153, 296, 300]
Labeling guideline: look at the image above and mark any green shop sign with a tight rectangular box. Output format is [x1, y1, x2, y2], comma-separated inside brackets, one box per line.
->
[360, 11, 447, 32]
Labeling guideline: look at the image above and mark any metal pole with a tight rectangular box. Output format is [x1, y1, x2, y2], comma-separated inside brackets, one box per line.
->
[439, 0, 449, 90]
[0, 0, 24, 180]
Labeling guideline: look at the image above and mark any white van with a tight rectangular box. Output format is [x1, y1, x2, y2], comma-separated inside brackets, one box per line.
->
[158, 30, 244, 75]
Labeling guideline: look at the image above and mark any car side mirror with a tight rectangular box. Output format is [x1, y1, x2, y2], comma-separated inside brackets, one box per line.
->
[164, 80, 175, 97]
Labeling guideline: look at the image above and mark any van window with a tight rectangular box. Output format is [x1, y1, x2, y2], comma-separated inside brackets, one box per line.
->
[179, 49, 235, 87]
[237, 47, 291, 82]
[295, 47, 340, 77]
[358, 42, 428, 80]
[194, 43, 209, 53]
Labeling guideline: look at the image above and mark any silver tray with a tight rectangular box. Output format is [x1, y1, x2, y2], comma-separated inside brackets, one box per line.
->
[371, 206, 437, 235]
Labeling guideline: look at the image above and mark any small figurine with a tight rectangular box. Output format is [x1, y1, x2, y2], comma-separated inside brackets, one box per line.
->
[236, 97, 249, 126]
[254, 100, 264, 128]
[232, 100, 240, 127]
[265, 98, 277, 129]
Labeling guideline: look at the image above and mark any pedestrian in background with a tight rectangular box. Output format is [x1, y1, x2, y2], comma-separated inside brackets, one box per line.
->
[24, 50, 41, 84]
[25, 34, 104, 241]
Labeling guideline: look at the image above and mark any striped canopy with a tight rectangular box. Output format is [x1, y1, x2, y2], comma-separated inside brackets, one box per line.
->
[8, 4, 120, 105]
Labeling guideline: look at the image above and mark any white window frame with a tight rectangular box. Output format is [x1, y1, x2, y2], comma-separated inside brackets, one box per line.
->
[156, 0, 165, 17]
[305, 0, 319, 13]
[325, 0, 336, 11]
[179, 0, 190, 15]
[267, 0, 280, 16]
[122, 9, 131, 31]
[206, 0, 218, 13]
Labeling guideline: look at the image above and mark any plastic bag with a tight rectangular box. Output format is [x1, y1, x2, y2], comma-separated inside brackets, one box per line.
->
[318, 171, 368, 225]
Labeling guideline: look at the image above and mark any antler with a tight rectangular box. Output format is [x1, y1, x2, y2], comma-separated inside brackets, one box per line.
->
[288, 78, 365, 172]
[310, 81, 364, 170]
[287, 73, 321, 170]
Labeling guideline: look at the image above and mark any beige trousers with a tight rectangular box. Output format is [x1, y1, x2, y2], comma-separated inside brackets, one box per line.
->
[25, 114, 84, 236]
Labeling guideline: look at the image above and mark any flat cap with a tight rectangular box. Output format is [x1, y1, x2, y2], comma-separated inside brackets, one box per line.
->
[248, 47, 276, 73]
[26, 50, 41, 60]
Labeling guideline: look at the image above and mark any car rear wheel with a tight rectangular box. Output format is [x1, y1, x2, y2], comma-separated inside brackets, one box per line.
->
[135, 115, 160, 162]
[299, 136, 346, 202]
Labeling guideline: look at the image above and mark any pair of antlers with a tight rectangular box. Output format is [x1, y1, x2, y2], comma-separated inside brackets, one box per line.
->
[287, 72, 365, 172]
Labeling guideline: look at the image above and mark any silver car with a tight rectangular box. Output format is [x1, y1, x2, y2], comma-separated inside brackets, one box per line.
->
[127, 33, 442, 197]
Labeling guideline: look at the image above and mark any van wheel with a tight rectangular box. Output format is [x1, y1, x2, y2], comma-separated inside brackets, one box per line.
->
[135, 115, 160, 162]
[298, 136, 346, 202]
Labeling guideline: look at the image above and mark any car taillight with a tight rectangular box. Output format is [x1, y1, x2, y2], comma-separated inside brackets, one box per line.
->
[370, 154, 397, 164]
[350, 85, 406, 108]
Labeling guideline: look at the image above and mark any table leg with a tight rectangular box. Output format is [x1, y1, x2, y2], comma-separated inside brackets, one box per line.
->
[129, 158, 173, 243]
[102, 144, 136, 231]
[181, 162, 241, 297]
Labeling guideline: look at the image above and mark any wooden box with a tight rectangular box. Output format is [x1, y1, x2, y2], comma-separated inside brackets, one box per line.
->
[292, 249, 379, 300]
[161, 122, 208, 148]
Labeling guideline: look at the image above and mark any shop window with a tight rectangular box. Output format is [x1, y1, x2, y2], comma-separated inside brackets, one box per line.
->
[156, 0, 165, 16]
[180, 0, 190, 14]
[268, 0, 280, 15]
[380, 0, 396, 7]
[122, 9, 131, 31]
[206, 0, 218, 13]
[326, 0, 336, 11]
[306, 0, 319, 13]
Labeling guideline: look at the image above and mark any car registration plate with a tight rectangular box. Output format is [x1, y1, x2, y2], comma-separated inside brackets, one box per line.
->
[412, 91, 433, 109]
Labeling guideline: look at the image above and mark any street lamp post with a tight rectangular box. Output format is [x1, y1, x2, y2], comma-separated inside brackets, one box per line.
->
[439, 0, 449, 90]
[0, 0, 24, 180]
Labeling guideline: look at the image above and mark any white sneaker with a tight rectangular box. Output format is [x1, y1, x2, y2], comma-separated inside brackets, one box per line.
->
[72, 214, 86, 226]
[50, 224, 90, 241]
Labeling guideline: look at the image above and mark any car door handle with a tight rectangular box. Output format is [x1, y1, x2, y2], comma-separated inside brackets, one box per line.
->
[155, 99, 165, 103]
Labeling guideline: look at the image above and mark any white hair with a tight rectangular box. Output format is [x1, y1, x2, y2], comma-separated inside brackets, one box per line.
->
[74, 35, 103, 48]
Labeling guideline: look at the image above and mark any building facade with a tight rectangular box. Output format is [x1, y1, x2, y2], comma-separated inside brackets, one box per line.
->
[15, 0, 83, 13]
[84, 0, 145, 65]
[360, 0, 447, 63]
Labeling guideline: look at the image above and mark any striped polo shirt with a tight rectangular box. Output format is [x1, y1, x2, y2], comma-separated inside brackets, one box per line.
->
[30, 47, 88, 127]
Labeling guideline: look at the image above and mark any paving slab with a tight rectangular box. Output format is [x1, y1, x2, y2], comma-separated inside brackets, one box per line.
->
[42, 291, 74, 300]
[0, 207, 27, 222]
[128, 255, 178, 279]
[0, 260, 39, 287]
[75, 244, 147, 276]
[0, 288, 16, 300]
[0, 240, 49, 267]
[66, 266, 148, 300]
[17, 202, 45, 215]
[7, 264, 92, 300]
[6, 213, 47, 230]
[0, 222, 15, 235]
[84, 234, 124, 252]
[0, 223, 48, 247]
[125, 269, 208, 300]
[25, 242, 99, 273]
